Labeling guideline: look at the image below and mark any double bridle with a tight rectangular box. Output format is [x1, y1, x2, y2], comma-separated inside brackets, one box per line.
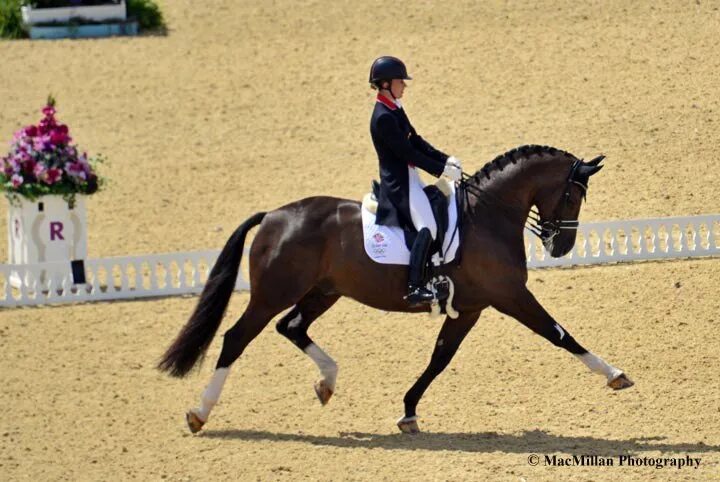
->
[460, 159, 589, 245]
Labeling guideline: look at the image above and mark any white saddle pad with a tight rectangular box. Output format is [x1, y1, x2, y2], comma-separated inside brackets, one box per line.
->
[361, 183, 460, 266]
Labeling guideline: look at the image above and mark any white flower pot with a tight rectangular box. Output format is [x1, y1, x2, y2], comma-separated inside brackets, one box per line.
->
[21, 1, 126, 25]
[7, 195, 88, 288]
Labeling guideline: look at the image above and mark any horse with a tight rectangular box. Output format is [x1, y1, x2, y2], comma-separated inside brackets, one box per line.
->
[158, 144, 634, 434]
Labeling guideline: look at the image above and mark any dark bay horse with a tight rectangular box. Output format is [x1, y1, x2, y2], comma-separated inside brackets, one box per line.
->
[158, 144, 634, 434]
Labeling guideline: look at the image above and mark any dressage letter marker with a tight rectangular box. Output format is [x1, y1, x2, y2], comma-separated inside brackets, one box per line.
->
[50, 222, 65, 241]
[6, 195, 88, 289]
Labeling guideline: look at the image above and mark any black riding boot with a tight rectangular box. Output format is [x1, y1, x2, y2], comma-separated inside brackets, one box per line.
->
[405, 228, 434, 305]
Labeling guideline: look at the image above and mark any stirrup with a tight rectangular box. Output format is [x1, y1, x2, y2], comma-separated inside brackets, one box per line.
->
[405, 285, 434, 304]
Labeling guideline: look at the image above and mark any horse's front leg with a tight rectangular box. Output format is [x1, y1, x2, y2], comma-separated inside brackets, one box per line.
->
[492, 286, 634, 390]
[398, 311, 481, 433]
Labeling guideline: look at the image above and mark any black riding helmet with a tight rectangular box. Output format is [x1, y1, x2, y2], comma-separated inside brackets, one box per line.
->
[369, 56, 412, 89]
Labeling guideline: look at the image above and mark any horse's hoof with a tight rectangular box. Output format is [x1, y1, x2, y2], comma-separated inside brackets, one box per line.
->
[314, 379, 334, 406]
[608, 373, 634, 390]
[397, 416, 420, 434]
[186, 410, 205, 433]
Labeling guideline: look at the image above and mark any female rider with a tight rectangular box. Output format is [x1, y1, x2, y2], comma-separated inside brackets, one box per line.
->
[368, 56, 462, 305]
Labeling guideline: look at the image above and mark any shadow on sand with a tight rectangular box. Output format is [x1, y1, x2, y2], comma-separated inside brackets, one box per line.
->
[201, 429, 719, 455]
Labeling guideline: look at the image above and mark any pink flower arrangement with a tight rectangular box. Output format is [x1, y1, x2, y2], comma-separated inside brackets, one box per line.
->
[1, 96, 104, 203]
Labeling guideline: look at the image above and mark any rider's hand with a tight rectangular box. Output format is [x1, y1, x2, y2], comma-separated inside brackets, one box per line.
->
[446, 156, 462, 170]
[442, 162, 462, 182]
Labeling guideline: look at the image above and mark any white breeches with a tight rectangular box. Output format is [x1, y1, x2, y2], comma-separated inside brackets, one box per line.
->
[408, 167, 437, 239]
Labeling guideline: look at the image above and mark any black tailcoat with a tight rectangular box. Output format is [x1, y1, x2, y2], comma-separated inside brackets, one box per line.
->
[369, 95, 449, 231]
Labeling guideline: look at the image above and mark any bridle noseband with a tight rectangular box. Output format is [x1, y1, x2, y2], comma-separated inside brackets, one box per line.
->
[525, 160, 587, 244]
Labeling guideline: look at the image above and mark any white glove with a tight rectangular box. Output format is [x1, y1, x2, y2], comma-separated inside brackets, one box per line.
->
[446, 156, 462, 170]
[442, 162, 462, 182]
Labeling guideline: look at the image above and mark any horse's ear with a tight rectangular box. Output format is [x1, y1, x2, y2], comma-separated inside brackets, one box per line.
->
[577, 163, 603, 179]
[587, 155, 605, 167]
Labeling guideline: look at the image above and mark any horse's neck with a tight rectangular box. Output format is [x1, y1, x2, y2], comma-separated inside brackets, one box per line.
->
[470, 162, 536, 222]
[485, 154, 570, 203]
[466, 154, 568, 228]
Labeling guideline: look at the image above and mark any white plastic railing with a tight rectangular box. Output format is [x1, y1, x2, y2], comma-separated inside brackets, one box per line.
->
[525, 215, 720, 268]
[1, 214, 718, 307]
[0, 251, 249, 308]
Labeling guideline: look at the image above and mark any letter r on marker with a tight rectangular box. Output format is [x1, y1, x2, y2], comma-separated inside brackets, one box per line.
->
[50, 221, 64, 241]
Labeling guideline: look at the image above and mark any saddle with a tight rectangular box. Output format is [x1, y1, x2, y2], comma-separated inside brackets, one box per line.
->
[361, 179, 461, 318]
[370, 179, 451, 257]
[362, 178, 460, 267]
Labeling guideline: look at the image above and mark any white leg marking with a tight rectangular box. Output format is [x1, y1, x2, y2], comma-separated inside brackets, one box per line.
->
[554, 323, 566, 340]
[575, 352, 623, 381]
[287, 309, 303, 329]
[304, 343, 338, 390]
[397, 415, 419, 424]
[195, 367, 230, 421]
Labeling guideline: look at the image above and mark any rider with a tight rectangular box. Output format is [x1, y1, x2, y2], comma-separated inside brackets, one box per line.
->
[368, 55, 463, 305]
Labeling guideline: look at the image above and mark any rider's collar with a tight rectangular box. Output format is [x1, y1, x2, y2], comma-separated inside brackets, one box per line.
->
[376, 94, 402, 111]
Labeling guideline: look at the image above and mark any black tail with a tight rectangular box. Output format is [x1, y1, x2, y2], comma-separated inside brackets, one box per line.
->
[157, 212, 267, 377]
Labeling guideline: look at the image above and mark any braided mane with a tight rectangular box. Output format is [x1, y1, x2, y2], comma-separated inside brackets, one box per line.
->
[474, 144, 578, 181]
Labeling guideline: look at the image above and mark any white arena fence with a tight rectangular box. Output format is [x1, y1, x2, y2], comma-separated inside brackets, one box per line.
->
[0, 250, 247, 308]
[1, 214, 718, 308]
[525, 214, 720, 268]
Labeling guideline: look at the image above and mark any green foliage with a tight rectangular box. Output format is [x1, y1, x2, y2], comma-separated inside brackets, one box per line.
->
[126, 0, 163, 31]
[0, 0, 28, 39]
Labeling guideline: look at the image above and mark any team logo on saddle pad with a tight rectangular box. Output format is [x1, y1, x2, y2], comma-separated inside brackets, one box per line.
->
[370, 232, 389, 257]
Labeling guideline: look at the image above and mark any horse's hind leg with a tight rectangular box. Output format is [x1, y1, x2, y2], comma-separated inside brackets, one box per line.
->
[493, 286, 634, 390]
[276, 290, 341, 405]
[186, 300, 284, 433]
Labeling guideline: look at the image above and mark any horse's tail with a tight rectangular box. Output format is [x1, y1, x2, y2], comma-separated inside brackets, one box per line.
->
[157, 212, 267, 378]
